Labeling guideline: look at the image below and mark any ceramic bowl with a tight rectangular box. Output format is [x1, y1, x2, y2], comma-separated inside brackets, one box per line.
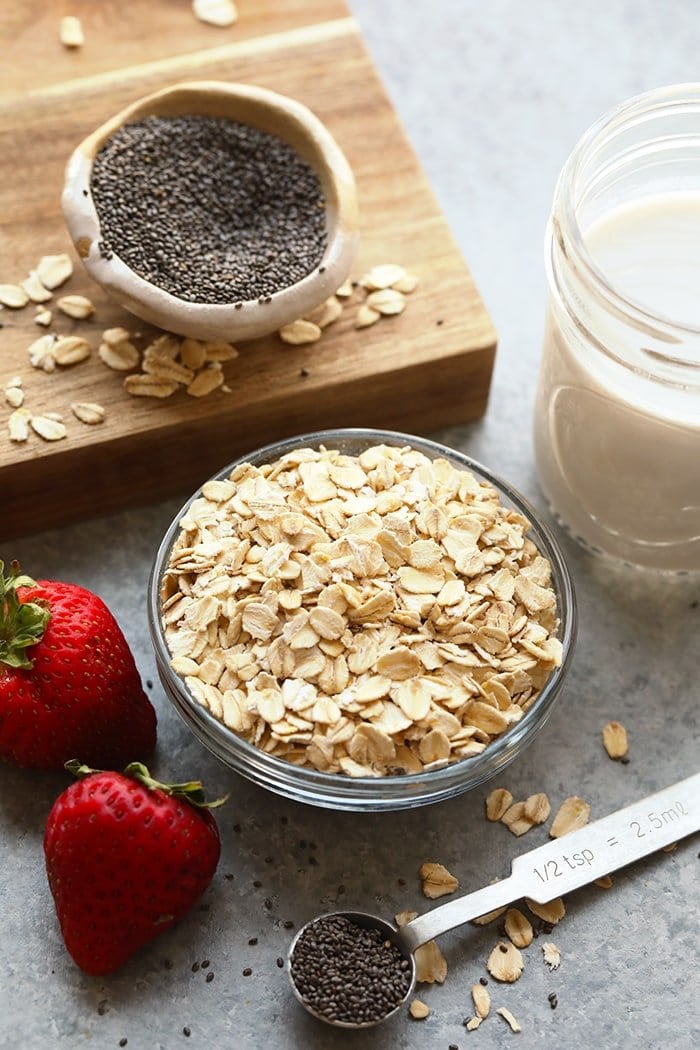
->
[62, 81, 359, 341]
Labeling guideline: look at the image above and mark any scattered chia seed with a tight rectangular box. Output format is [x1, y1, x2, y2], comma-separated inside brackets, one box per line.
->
[300, 368, 310, 377]
[97, 1000, 109, 1016]
[191, 962, 200, 972]
[90, 115, 327, 304]
[548, 992, 558, 1010]
[206, 972, 214, 983]
[119, 1041, 127, 1048]
[253, 880, 262, 888]
[337, 885, 345, 895]
[224, 873, 234, 881]
[163, 958, 173, 970]
[242, 967, 253, 977]
[283, 920, 294, 930]
[248, 937, 258, 946]
[621, 756, 630, 765]
[201, 960, 210, 969]
[233, 823, 241, 834]
[436, 319, 444, 326]
[264, 897, 273, 910]
[397, 877, 406, 887]
[183, 1027, 191, 1037]
[276, 957, 284, 968]
[265, 856, 274, 864]
[449, 1045, 459, 1049]
[309, 855, 318, 866]
[479, 976, 488, 986]
[146, 679, 153, 689]
[290, 915, 411, 1026]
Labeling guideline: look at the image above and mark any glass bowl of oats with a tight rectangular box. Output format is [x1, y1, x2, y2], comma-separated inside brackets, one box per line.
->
[148, 429, 576, 811]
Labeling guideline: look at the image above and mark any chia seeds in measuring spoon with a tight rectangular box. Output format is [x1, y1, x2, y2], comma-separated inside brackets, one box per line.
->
[90, 115, 327, 304]
[290, 915, 412, 1027]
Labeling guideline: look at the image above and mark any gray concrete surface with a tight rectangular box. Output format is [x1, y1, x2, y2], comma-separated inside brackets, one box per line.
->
[2, 2, 699, 1048]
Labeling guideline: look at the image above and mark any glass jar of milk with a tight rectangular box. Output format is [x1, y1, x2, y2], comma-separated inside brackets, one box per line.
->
[535, 84, 700, 572]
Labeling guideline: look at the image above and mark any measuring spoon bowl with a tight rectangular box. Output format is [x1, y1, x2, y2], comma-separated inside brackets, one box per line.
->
[287, 910, 416, 1029]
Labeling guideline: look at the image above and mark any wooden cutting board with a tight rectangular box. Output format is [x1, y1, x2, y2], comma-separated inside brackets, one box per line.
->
[0, 1, 496, 540]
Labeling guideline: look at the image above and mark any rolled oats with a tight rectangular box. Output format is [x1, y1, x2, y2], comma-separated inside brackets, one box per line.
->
[53, 335, 91, 366]
[486, 787, 513, 821]
[60, 15, 84, 47]
[550, 796, 590, 838]
[30, 415, 67, 441]
[34, 307, 52, 326]
[602, 721, 628, 759]
[472, 982, 490, 1019]
[355, 304, 381, 328]
[365, 288, 406, 316]
[279, 319, 322, 345]
[408, 999, 429, 1019]
[36, 254, 73, 290]
[504, 908, 533, 948]
[8, 408, 32, 443]
[497, 1006, 522, 1033]
[71, 402, 105, 425]
[57, 294, 95, 319]
[0, 284, 29, 308]
[124, 374, 178, 398]
[542, 942, 561, 970]
[28, 334, 57, 372]
[161, 445, 561, 778]
[419, 861, 459, 899]
[99, 336, 140, 371]
[523, 792, 550, 825]
[4, 385, 24, 408]
[22, 272, 52, 303]
[305, 295, 342, 328]
[361, 264, 406, 290]
[525, 897, 565, 925]
[193, 0, 238, 27]
[486, 940, 524, 983]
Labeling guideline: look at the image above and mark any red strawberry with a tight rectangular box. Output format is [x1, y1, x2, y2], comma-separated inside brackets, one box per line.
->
[0, 560, 156, 769]
[44, 761, 224, 975]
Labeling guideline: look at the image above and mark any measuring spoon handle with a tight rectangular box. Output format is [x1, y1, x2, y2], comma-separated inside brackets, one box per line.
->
[399, 771, 700, 954]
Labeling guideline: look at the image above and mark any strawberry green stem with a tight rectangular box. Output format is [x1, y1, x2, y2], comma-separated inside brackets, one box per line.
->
[0, 560, 50, 670]
[65, 759, 228, 809]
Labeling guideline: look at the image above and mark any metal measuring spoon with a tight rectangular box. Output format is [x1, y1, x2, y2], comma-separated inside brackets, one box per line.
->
[288, 772, 699, 1029]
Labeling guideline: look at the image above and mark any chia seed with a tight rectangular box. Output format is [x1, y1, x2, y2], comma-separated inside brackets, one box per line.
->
[290, 915, 412, 1026]
[90, 115, 327, 304]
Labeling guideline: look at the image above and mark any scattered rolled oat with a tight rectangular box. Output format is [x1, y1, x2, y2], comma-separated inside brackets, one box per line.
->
[30, 415, 67, 441]
[550, 797, 590, 838]
[420, 861, 459, 899]
[22, 272, 52, 303]
[279, 319, 322, 345]
[504, 908, 533, 949]
[0, 284, 29, 309]
[335, 279, 353, 298]
[71, 402, 105, 425]
[409, 999, 430, 1019]
[99, 336, 140, 371]
[28, 334, 57, 372]
[525, 897, 565, 925]
[60, 15, 84, 48]
[465, 1016, 482, 1031]
[355, 304, 381, 328]
[497, 1006, 522, 1033]
[501, 801, 533, 837]
[161, 444, 561, 777]
[472, 905, 508, 926]
[8, 408, 32, 443]
[34, 307, 52, 326]
[360, 264, 407, 290]
[523, 792, 550, 825]
[393, 272, 420, 294]
[365, 288, 406, 316]
[595, 874, 614, 889]
[53, 335, 91, 366]
[36, 254, 73, 290]
[305, 295, 343, 329]
[192, 0, 238, 27]
[541, 942, 561, 970]
[57, 294, 94, 319]
[187, 363, 224, 397]
[486, 941, 524, 983]
[471, 982, 491, 1018]
[602, 721, 628, 760]
[124, 374, 178, 398]
[3, 385, 24, 408]
[486, 787, 513, 821]
[662, 841, 678, 853]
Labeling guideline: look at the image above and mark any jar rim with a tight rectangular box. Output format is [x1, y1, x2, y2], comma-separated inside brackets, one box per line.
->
[553, 82, 700, 341]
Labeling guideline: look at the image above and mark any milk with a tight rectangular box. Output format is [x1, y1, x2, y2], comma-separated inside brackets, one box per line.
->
[534, 192, 700, 571]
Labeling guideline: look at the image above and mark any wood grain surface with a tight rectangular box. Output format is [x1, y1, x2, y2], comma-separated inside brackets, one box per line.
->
[0, 2, 496, 539]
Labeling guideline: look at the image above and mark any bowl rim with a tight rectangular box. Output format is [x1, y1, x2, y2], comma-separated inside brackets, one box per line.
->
[148, 428, 577, 810]
[61, 81, 359, 341]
